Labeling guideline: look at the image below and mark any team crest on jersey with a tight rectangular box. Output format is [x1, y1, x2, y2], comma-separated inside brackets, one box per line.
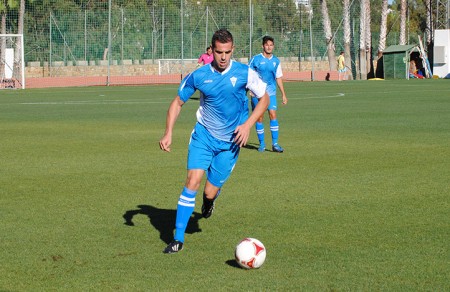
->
[230, 76, 237, 87]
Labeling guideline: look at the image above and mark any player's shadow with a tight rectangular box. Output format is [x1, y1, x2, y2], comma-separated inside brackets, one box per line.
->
[243, 143, 259, 151]
[123, 204, 202, 244]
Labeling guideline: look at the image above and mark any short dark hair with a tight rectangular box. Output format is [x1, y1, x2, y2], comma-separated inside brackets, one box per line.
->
[262, 35, 274, 45]
[211, 29, 233, 48]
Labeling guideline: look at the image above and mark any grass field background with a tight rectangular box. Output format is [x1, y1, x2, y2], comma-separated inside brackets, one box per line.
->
[1, 80, 449, 290]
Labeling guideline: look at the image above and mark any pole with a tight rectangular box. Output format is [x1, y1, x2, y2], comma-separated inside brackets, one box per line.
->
[299, 7, 302, 71]
[49, 13, 52, 77]
[107, 0, 111, 86]
[181, 0, 184, 78]
[205, 6, 209, 50]
[309, 7, 315, 81]
[249, 0, 253, 58]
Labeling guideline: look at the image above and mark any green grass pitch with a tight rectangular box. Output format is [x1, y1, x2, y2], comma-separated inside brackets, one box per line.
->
[0, 80, 449, 290]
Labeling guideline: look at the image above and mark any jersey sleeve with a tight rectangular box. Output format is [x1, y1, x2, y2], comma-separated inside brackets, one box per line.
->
[276, 63, 283, 79]
[247, 68, 267, 98]
[178, 73, 196, 102]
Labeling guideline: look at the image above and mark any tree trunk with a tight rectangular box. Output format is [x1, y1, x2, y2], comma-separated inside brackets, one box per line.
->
[424, 0, 432, 45]
[378, 0, 389, 57]
[399, 0, 407, 45]
[14, 0, 25, 80]
[365, 0, 374, 78]
[376, 0, 389, 78]
[359, 0, 367, 80]
[320, 0, 336, 71]
[1, 0, 7, 77]
[343, 0, 353, 80]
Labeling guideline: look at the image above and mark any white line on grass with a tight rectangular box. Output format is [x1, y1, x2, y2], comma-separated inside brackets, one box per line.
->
[17, 99, 170, 105]
[288, 93, 345, 100]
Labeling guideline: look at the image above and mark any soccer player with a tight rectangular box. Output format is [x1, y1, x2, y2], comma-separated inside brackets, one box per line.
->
[337, 51, 347, 81]
[159, 29, 269, 254]
[249, 36, 288, 153]
[197, 46, 213, 66]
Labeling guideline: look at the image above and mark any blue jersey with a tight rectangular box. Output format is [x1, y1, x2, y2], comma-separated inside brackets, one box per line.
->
[178, 60, 266, 142]
[248, 53, 283, 97]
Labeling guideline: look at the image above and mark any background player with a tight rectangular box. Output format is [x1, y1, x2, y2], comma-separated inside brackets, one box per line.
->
[159, 29, 269, 254]
[249, 36, 288, 153]
[197, 46, 213, 66]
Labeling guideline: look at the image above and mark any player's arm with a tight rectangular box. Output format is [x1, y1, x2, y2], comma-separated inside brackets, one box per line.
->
[159, 96, 185, 152]
[235, 92, 269, 147]
[276, 64, 287, 105]
[234, 68, 269, 147]
[276, 77, 287, 105]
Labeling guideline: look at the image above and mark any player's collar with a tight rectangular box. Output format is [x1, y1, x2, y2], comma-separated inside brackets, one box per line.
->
[210, 60, 233, 74]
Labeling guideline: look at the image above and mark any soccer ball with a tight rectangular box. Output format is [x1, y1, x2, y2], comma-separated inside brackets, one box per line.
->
[235, 238, 266, 269]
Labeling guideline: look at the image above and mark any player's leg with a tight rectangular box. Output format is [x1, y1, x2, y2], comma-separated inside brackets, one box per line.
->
[268, 96, 284, 153]
[202, 141, 240, 218]
[164, 124, 212, 253]
[252, 96, 266, 152]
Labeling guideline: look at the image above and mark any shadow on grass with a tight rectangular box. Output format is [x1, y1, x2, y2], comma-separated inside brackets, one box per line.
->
[123, 205, 202, 244]
[242, 143, 259, 151]
[225, 259, 243, 269]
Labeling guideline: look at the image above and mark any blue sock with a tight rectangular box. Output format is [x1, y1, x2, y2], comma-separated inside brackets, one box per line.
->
[270, 119, 279, 145]
[255, 122, 265, 145]
[174, 187, 197, 243]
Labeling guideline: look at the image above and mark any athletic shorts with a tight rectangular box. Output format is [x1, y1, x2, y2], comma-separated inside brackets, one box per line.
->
[251, 95, 277, 111]
[338, 67, 347, 73]
[187, 123, 240, 188]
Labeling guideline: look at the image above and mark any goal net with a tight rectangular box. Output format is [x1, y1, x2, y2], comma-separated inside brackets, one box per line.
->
[0, 34, 25, 89]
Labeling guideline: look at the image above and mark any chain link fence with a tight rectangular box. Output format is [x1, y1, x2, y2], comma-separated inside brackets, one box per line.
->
[1, 0, 401, 88]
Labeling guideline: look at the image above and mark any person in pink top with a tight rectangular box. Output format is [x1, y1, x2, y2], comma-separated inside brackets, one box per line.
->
[197, 47, 213, 66]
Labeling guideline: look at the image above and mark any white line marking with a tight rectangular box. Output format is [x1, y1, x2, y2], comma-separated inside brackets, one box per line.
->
[288, 93, 345, 100]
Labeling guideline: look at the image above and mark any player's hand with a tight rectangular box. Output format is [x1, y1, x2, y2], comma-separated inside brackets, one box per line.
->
[282, 95, 288, 105]
[159, 135, 172, 152]
[234, 124, 251, 147]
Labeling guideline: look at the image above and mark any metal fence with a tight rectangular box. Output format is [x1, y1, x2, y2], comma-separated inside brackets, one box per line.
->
[1, 0, 402, 87]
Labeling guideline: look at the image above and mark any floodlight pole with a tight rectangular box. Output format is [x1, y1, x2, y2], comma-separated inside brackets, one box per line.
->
[309, 6, 315, 81]
[107, 0, 111, 86]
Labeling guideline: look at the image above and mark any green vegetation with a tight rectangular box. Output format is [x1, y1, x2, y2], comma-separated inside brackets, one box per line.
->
[0, 80, 448, 290]
[1, 0, 428, 63]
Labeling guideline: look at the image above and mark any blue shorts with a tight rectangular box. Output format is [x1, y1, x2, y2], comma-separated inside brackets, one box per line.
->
[338, 67, 347, 73]
[252, 95, 277, 111]
[187, 123, 240, 188]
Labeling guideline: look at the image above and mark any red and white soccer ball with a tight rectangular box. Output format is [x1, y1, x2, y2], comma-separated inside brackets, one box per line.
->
[235, 238, 266, 269]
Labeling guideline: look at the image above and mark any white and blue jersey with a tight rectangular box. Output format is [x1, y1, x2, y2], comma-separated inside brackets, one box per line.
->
[178, 60, 267, 142]
[248, 53, 283, 97]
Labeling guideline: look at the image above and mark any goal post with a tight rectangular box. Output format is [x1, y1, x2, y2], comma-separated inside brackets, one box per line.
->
[0, 34, 25, 89]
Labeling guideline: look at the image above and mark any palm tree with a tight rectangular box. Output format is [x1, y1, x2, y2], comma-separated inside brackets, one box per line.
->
[1, 0, 8, 74]
[359, 0, 367, 80]
[319, 0, 336, 71]
[342, 0, 353, 80]
[365, 0, 373, 78]
[399, 0, 407, 45]
[424, 0, 432, 45]
[376, 0, 389, 78]
[377, 0, 389, 57]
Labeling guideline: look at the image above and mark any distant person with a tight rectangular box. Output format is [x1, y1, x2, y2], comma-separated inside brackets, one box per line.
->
[248, 35, 288, 153]
[197, 46, 213, 66]
[159, 29, 269, 254]
[337, 51, 347, 81]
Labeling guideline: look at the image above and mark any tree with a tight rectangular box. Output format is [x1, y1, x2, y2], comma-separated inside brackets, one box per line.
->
[399, 0, 407, 45]
[342, 0, 352, 80]
[377, 0, 389, 57]
[359, 0, 367, 80]
[319, 0, 336, 71]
